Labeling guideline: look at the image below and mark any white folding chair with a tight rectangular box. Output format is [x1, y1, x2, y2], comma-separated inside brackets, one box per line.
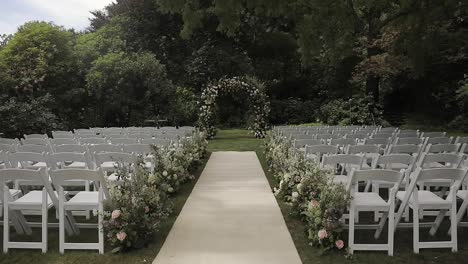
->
[395, 137, 426, 145]
[9, 152, 48, 171]
[53, 144, 88, 154]
[394, 168, 468, 253]
[293, 139, 322, 150]
[1, 168, 52, 253]
[347, 169, 404, 256]
[50, 169, 109, 254]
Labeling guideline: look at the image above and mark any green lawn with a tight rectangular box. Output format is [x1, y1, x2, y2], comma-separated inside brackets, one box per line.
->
[0, 155, 210, 264]
[210, 129, 468, 264]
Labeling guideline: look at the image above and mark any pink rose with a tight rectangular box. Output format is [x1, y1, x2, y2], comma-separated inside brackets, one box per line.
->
[318, 229, 328, 240]
[335, 240, 344, 249]
[116, 231, 127, 241]
[111, 209, 121, 219]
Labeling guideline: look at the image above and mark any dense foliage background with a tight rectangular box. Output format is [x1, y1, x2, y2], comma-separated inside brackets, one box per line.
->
[0, 0, 467, 137]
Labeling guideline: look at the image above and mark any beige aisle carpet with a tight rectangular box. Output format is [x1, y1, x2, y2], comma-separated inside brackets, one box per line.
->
[153, 151, 302, 264]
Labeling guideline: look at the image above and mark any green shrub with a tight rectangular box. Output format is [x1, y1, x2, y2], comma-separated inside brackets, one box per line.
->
[320, 95, 389, 126]
[0, 94, 64, 138]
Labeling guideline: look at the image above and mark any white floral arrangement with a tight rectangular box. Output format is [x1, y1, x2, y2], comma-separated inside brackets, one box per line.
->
[264, 131, 350, 252]
[103, 130, 208, 253]
[198, 76, 270, 139]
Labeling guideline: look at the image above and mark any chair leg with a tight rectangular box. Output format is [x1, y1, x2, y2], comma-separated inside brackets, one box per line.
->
[85, 182, 90, 220]
[413, 207, 420, 254]
[3, 199, 9, 253]
[59, 202, 65, 254]
[41, 189, 48, 253]
[373, 184, 380, 222]
[451, 202, 458, 252]
[349, 206, 355, 255]
[98, 204, 104, 254]
[389, 205, 395, 256]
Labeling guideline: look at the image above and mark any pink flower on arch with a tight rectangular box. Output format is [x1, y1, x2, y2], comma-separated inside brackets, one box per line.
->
[318, 229, 328, 240]
[335, 240, 344, 249]
[116, 231, 127, 241]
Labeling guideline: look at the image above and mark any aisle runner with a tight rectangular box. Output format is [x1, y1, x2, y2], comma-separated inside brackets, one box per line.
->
[153, 151, 302, 264]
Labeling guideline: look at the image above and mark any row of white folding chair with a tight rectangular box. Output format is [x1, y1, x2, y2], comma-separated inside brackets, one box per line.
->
[1, 168, 108, 253]
[347, 167, 466, 255]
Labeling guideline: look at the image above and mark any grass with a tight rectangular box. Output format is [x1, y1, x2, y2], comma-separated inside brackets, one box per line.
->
[0, 155, 210, 264]
[209, 129, 468, 264]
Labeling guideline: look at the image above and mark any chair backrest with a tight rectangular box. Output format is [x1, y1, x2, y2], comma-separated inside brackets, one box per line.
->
[294, 139, 322, 148]
[53, 144, 88, 153]
[321, 154, 365, 175]
[425, 143, 460, 153]
[0, 143, 17, 153]
[347, 169, 404, 192]
[372, 133, 394, 139]
[122, 144, 153, 155]
[305, 145, 338, 156]
[78, 134, 101, 139]
[80, 138, 107, 145]
[397, 133, 419, 139]
[421, 132, 446, 138]
[292, 134, 315, 140]
[408, 168, 468, 194]
[329, 138, 357, 147]
[21, 138, 48, 145]
[454, 136, 468, 145]
[346, 133, 368, 140]
[0, 138, 20, 145]
[9, 152, 47, 169]
[140, 138, 171, 147]
[95, 152, 137, 167]
[50, 168, 109, 199]
[88, 144, 122, 153]
[50, 138, 79, 146]
[48, 152, 92, 170]
[347, 145, 380, 154]
[158, 134, 179, 141]
[364, 138, 390, 145]
[0, 151, 11, 168]
[0, 168, 52, 198]
[395, 137, 425, 145]
[103, 133, 124, 139]
[372, 154, 416, 171]
[386, 144, 423, 156]
[416, 152, 464, 168]
[17, 144, 51, 153]
[24, 133, 48, 139]
[110, 138, 139, 144]
[426, 137, 453, 145]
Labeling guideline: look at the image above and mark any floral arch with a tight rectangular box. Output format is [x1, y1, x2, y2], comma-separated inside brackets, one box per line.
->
[199, 76, 270, 139]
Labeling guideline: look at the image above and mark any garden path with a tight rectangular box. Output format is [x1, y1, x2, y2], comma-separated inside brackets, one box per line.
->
[153, 151, 302, 264]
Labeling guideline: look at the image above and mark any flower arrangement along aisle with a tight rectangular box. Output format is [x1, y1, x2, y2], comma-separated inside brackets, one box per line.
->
[198, 76, 270, 139]
[264, 131, 350, 252]
[103, 160, 172, 253]
[103, 130, 208, 253]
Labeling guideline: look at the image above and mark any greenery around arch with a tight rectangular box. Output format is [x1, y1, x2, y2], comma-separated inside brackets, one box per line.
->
[199, 76, 270, 139]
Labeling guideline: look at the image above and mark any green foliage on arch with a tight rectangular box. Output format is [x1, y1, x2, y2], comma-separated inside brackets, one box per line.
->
[199, 76, 270, 139]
